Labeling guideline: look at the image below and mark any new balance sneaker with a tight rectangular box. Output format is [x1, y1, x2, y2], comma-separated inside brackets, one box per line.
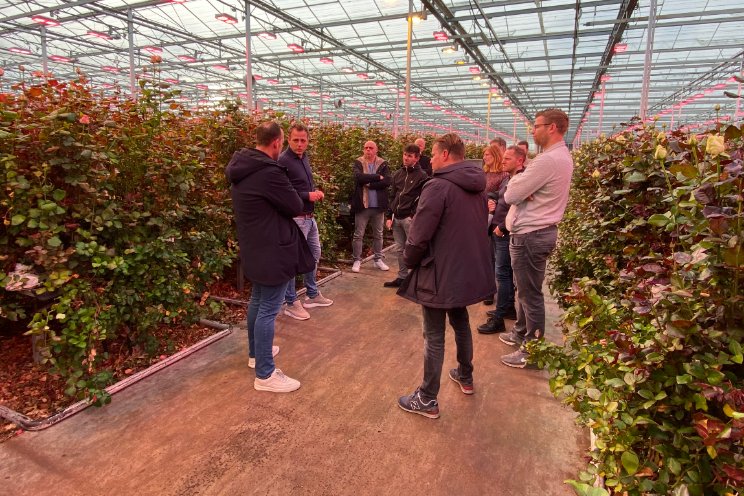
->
[303, 292, 333, 308]
[448, 368, 474, 395]
[501, 349, 529, 369]
[284, 300, 310, 320]
[254, 368, 301, 393]
[351, 261, 361, 273]
[499, 330, 522, 347]
[373, 260, 390, 271]
[248, 345, 280, 369]
[383, 278, 404, 288]
[477, 317, 506, 334]
[398, 389, 440, 419]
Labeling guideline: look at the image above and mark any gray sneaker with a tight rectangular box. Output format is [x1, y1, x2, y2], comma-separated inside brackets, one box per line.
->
[303, 292, 333, 308]
[501, 349, 529, 369]
[498, 330, 522, 347]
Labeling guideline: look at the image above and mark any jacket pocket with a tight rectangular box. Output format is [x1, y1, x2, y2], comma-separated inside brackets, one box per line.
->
[415, 256, 437, 295]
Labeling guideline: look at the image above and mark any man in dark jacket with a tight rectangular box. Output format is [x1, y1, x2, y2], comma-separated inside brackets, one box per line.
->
[350, 141, 392, 273]
[414, 137, 432, 176]
[384, 143, 428, 288]
[478, 145, 526, 334]
[397, 133, 496, 419]
[226, 121, 315, 393]
[279, 122, 333, 322]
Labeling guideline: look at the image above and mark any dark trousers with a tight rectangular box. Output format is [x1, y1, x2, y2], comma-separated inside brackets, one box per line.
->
[420, 306, 474, 401]
[493, 234, 515, 318]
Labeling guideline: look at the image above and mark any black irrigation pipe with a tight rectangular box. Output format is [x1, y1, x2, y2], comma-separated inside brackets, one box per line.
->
[0, 319, 232, 432]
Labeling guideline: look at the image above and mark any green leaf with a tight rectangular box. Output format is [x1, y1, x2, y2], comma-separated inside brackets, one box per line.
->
[47, 236, 62, 247]
[676, 374, 692, 384]
[667, 457, 681, 475]
[621, 450, 639, 475]
[648, 213, 671, 227]
[724, 124, 742, 141]
[52, 189, 66, 201]
[723, 404, 744, 419]
[669, 162, 697, 179]
[11, 214, 26, 225]
[565, 480, 610, 496]
[625, 171, 647, 183]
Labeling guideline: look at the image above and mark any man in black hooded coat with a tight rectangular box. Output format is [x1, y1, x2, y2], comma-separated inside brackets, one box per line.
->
[226, 121, 315, 393]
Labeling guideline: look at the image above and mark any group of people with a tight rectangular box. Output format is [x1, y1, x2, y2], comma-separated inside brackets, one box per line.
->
[225, 108, 574, 418]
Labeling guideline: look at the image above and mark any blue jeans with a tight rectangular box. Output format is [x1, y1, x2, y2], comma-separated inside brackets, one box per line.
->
[352, 208, 384, 262]
[285, 217, 321, 303]
[247, 279, 291, 379]
[493, 234, 515, 318]
[510, 226, 558, 344]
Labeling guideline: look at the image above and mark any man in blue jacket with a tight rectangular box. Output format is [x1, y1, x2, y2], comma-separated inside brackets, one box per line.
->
[279, 122, 334, 321]
[226, 121, 315, 393]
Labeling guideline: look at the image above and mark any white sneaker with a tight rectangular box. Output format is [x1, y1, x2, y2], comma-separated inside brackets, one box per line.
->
[248, 345, 280, 369]
[374, 260, 390, 271]
[254, 368, 301, 393]
[351, 261, 361, 273]
[284, 300, 310, 320]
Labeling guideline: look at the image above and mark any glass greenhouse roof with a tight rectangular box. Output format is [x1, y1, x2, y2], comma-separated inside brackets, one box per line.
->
[0, 0, 742, 144]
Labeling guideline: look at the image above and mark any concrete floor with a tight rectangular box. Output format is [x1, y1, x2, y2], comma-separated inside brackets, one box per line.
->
[0, 257, 587, 496]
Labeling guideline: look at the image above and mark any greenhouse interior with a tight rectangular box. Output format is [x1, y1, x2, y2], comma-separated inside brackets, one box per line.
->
[0, 0, 742, 495]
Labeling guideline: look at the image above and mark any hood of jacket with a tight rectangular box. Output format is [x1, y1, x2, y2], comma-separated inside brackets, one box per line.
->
[226, 148, 281, 185]
[433, 160, 486, 193]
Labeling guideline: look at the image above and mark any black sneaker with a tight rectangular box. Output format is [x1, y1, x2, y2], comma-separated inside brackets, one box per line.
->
[398, 389, 440, 419]
[383, 278, 404, 288]
[448, 369, 474, 395]
[477, 317, 506, 334]
[487, 308, 517, 320]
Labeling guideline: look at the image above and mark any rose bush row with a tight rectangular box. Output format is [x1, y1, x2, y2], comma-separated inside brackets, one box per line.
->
[531, 122, 743, 495]
[1, 74, 472, 404]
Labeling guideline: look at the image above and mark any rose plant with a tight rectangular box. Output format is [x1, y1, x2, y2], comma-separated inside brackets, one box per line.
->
[531, 121, 744, 495]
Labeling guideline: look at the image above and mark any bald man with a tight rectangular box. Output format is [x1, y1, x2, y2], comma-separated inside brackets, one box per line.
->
[350, 141, 392, 273]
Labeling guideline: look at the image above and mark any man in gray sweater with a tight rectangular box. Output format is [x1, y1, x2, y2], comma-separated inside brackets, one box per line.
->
[499, 108, 574, 368]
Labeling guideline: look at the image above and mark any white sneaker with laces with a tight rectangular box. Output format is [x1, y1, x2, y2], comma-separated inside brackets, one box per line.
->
[248, 345, 279, 369]
[254, 368, 301, 393]
[374, 260, 390, 271]
[284, 300, 310, 320]
[351, 261, 361, 273]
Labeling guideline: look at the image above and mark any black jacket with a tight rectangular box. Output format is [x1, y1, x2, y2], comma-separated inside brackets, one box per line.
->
[387, 164, 428, 219]
[278, 148, 315, 214]
[350, 156, 391, 212]
[419, 155, 432, 177]
[226, 148, 315, 286]
[397, 160, 496, 308]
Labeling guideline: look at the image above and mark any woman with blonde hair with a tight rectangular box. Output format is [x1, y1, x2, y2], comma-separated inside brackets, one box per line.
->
[483, 144, 508, 195]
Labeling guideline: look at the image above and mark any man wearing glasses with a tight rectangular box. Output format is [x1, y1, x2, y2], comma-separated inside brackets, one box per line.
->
[350, 141, 392, 273]
[499, 109, 574, 368]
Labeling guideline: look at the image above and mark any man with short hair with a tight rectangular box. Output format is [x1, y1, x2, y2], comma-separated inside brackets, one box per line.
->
[414, 137, 432, 176]
[478, 145, 526, 334]
[279, 122, 334, 321]
[384, 144, 429, 288]
[490, 137, 507, 153]
[499, 109, 574, 368]
[350, 141, 391, 273]
[517, 140, 531, 165]
[397, 133, 495, 419]
[226, 121, 315, 392]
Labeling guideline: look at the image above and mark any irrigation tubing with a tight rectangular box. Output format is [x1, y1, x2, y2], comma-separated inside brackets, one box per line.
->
[0, 319, 232, 432]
